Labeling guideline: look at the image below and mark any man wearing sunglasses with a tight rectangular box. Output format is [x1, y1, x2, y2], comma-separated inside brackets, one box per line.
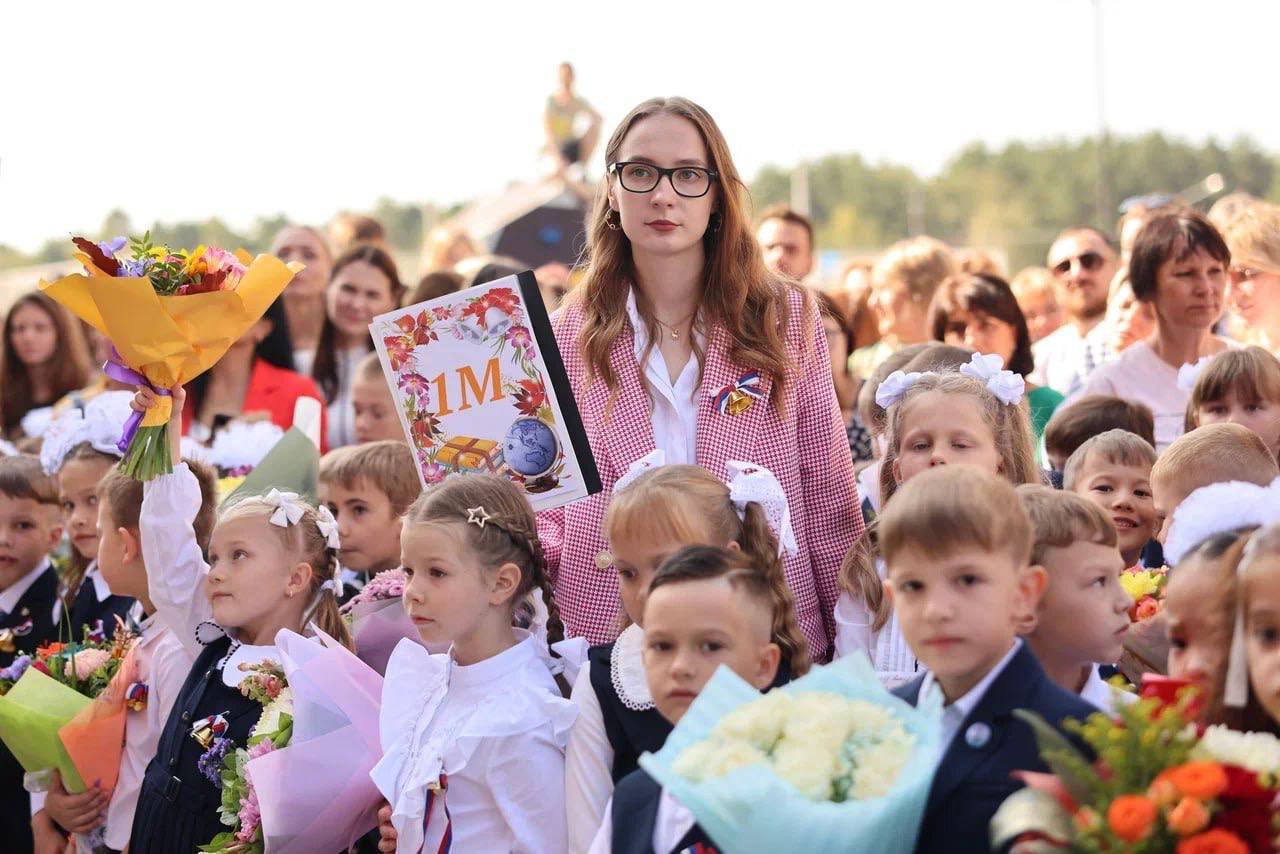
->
[1030, 227, 1118, 395]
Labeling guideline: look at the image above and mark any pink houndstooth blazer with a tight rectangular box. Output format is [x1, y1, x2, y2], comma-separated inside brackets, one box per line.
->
[537, 286, 862, 661]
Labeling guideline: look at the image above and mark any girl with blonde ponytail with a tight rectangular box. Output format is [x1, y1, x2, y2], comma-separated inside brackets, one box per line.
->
[564, 457, 809, 853]
[124, 384, 354, 852]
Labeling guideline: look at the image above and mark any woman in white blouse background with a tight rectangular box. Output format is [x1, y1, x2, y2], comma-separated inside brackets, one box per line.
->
[1078, 209, 1236, 450]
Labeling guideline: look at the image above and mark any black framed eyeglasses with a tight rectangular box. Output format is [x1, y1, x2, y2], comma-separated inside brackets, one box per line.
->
[609, 161, 719, 198]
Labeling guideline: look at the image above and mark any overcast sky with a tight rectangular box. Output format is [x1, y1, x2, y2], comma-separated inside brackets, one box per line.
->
[2, 0, 1276, 252]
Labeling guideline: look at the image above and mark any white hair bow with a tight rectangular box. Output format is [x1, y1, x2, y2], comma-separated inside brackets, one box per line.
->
[315, 504, 342, 551]
[1163, 477, 1280, 709]
[726, 460, 798, 557]
[874, 371, 924, 409]
[614, 449, 665, 493]
[1176, 355, 1214, 392]
[959, 353, 1025, 406]
[38, 391, 134, 475]
[263, 489, 306, 528]
[1163, 478, 1280, 566]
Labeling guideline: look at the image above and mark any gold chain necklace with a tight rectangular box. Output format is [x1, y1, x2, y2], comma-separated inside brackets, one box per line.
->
[653, 311, 697, 340]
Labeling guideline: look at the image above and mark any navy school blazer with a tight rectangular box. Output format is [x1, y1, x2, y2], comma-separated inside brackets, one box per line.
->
[892, 644, 1098, 854]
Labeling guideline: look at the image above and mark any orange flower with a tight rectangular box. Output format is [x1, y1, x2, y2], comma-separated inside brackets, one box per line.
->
[37, 642, 64, 656]
[1107, 795, 1158, 842]
[1168, 762, 1229, 800]
[1167, 797, 1211, 836]
[1148, 771, 1180, 807]
[1135, 595, 1162, 621]
[1176, 828, 1249, 854]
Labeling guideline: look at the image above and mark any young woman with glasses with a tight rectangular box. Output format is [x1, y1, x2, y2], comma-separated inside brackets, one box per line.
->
[538, 97, 863, 663]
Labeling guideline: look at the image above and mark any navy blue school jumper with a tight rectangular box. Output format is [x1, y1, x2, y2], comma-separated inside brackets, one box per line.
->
[1, 566, 61, 854]
[65, 570, 135, 644]
[588, 644, 795, 784]
[892, 644, 1097, 854]
[128, 637, 261, 853]
[610, 768, 717, 854]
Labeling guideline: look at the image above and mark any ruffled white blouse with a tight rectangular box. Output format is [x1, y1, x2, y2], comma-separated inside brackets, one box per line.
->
[832, 559, 918, 688]
[370, 632, 578, 854]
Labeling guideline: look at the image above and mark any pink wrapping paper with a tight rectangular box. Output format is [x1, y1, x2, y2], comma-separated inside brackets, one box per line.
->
[349, 598, 425, 675]
[247, 629, 384, 853]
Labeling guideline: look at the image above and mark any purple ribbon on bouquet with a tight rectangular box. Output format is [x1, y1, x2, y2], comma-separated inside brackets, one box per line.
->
[102, 349, 171, 453]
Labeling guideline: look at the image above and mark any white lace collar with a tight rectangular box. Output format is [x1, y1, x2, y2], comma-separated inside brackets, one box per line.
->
[610, 623, 653, 711]
[219, 641, 280, 689]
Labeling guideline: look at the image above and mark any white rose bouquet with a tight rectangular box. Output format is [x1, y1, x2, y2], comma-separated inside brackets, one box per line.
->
[640, 654, 941, 853]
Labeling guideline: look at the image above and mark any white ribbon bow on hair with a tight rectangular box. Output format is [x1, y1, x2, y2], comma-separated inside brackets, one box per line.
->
[958, 353, 1025, 406]
[1176, 356, 1214, 392]
[874, 371, 924, 410]
[726, 461, 798, 557]
[315, 504, 342, 550]
[614, 448, 666, 493]
[262, 489, 306, 529]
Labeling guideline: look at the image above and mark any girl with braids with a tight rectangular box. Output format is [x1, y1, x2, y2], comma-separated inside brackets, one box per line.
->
[565, 457, 809, 853]
[371, 474, 577, 854]
[125, 384, 353, 853]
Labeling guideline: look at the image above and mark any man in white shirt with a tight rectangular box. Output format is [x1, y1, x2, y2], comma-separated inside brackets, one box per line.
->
[1032, 228, 1118, 396]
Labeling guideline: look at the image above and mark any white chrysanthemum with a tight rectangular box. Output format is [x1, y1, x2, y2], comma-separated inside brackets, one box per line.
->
[850, 729, 915, 799]
[773, 738, 841, 800]
[674, 690, 917, 803]
[674, 739, 768, 780]
[717, 691, 791, 749]
[1192, 725, 1280, 775]
[252, 686, 294, 739]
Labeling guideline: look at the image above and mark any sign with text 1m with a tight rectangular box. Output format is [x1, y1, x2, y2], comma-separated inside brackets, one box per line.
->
[370, 271, 600, 511]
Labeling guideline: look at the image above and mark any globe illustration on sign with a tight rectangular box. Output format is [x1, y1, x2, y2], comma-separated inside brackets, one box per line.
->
[503, 417, 560, 477]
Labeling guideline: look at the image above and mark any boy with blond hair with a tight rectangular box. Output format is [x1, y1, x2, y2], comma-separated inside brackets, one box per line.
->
[318, 440, 419, 601]
[880, 467, 1094, 854]
[1064, 429, 1159, 568]
[1151, 423, 1279, 542]
[1018, 485, 1134, 712]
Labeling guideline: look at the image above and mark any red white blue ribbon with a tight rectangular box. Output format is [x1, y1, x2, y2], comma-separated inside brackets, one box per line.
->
[422, 773, 452, 853]
[713, 371, 764, 415]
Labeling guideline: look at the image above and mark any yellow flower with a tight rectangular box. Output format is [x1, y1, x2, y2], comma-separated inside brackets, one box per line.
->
[1120, 570, 1162, 600]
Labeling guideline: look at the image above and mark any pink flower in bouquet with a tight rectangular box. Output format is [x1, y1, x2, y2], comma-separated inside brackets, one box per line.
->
[236, 737, 276, 842]
[260, 674, 283, 700]
[72, 648, 112, 680]
[203, 247, 248, 288]
[421, 460, 446, 484]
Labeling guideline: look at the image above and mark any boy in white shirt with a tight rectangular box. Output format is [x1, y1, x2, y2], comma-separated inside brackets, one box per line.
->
[1017, 485, 1136, 713]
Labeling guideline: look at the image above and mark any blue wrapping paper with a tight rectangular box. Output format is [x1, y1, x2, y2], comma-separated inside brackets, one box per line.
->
[639, 655, 942, 854]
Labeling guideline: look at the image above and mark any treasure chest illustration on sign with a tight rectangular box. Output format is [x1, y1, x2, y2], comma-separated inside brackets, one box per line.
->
[371, 271, 599, 511]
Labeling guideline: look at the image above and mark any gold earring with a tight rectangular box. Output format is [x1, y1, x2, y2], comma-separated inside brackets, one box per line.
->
[606, 209, 621, 231]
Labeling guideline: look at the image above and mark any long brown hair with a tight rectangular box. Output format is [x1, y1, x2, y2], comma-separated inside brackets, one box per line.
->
[312, 246, 404, 403]
[1, 292, 92, 436]
[605, 465, 811, 675]
[574, 97, 801, 410]
[402, 474, 567, 651]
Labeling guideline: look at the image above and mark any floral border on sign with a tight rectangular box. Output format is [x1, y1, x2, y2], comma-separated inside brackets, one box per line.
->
[376, 286, 569, 486]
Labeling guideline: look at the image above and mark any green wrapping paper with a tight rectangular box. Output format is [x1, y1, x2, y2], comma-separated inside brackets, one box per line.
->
[0, 668, 91, 792]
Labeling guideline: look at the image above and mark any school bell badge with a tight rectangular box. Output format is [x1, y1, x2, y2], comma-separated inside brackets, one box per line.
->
[190, 712, 229, 749]
[125, 682, 149, 712]
[713, 371, 764, 416]
[0, 629, 14, 654]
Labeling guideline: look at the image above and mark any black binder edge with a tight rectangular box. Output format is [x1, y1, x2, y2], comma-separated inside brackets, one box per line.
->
[516, 270, 602, 498]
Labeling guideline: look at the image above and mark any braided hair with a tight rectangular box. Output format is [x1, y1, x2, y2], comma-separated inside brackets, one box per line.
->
[403, 475, 570, 691]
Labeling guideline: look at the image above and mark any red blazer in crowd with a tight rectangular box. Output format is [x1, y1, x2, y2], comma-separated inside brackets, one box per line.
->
[538, 287, 862, 661]
[181, 358, 328, 452]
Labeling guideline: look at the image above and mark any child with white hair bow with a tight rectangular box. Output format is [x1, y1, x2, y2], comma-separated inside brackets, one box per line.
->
[123, 384, 351, 853]
[833, 353, 1041, 686]
[563, 451, 810, 853]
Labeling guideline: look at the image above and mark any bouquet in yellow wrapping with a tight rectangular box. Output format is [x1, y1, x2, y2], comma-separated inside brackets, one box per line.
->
[40, 233, 301, 479]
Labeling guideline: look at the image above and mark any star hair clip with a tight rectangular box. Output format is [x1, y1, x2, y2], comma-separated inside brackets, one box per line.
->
[466, 506, 492, 529]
